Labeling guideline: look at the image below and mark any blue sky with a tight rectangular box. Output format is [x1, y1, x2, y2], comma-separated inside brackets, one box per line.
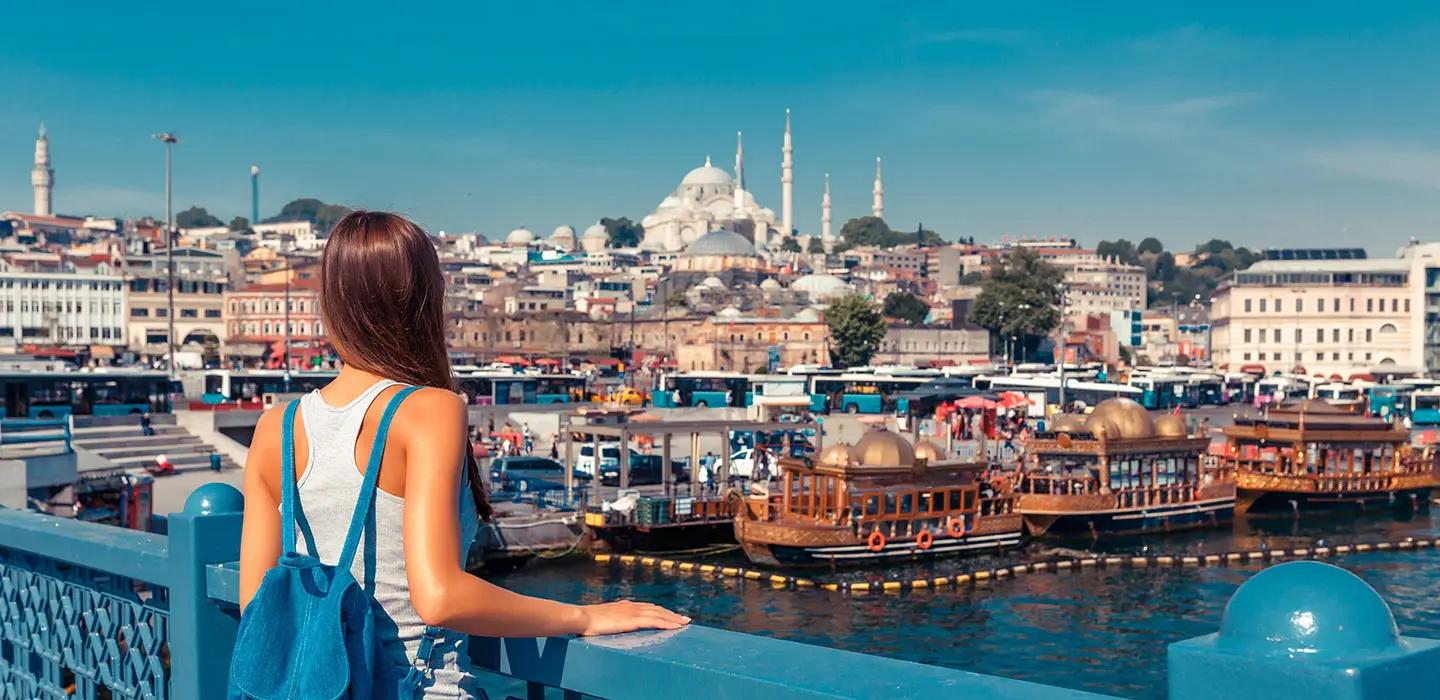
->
[5, 2, 1440, 252]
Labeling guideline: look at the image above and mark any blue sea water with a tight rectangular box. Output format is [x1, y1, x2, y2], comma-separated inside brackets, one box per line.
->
[491, 510, 1440, 699]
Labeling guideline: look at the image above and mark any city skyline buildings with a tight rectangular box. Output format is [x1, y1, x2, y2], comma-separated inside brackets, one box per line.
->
[5, 3, 1440, 253]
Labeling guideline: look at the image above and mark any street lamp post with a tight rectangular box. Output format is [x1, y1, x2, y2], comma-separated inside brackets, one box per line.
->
[153, 132, 179, 377]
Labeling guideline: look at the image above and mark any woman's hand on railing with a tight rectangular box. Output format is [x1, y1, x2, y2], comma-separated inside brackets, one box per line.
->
[578, 600, 691, 636]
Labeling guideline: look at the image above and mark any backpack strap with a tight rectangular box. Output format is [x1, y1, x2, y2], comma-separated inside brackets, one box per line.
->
[279, 398, 303, 556]
[337, 385, 422, 572]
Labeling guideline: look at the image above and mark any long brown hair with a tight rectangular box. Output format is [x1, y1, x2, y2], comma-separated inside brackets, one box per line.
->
[321, 210, 491, 521]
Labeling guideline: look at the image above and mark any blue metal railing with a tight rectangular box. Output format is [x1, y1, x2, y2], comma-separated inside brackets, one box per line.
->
[1, 482, 1438, 699]
[0, 417, 72, 453]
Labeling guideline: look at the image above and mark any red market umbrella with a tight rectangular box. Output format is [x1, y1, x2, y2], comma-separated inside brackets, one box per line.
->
[495, 355, 532, 366]
[997, 392, 1032, 408]
[956, 395, 997, 410]
[534, 358, 561, 366]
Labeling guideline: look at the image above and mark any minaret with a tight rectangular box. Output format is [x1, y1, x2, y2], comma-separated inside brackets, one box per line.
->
[32, 123, 53, 217]
[821, 172, 832, 250]
[733, 130, 745, 209]
[872, 156, 884, 219]
[781, 108, 793, 239]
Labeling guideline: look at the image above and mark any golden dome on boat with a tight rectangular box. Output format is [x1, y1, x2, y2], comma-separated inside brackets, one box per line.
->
[1154, 414, 1188, 437]
[1085, 397, 1155, 439]
[913, 440, 947, 462]
[853, 429, 916, 467]
[1049, 414, 1086, 433]
[816, 444, 860, 468]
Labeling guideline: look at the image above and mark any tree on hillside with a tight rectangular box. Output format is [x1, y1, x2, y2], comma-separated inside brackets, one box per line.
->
[807, 237, 826, 254]
[838, 216, 943, 249]
[825, 293, 887, 368]
[228, 216, 250, 232]
[779, 237, 802, 253]
[1096, 239, 1141, 266]
[268, 198, 353, 233]
[882, 291, 929, 326]
[969, 248, 1063, 360]
[176, 206, 223, 229]
[1137, 237, 1164, 255]
[601, 217, 643, 247]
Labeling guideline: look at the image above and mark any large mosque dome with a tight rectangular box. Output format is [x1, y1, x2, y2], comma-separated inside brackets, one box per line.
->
[580, 222, 608, 253]
[682, 230, 755, 257]
[680, 157, 734, 186]
[549, 225, 576, 251]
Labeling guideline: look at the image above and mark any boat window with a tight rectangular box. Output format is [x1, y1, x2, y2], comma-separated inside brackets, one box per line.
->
[883, 493, 897, 515]
[865, 496, 880, 516]
[948, 490, 963, 510]
[931, 490, 947, 513]
[899, 493, 914, 514]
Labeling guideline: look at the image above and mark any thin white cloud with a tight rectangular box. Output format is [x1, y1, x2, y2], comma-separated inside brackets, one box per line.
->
[1027, 89, 1262, 143]
[913, 28, 1034, 48]
[1307, 146, 1440, 190]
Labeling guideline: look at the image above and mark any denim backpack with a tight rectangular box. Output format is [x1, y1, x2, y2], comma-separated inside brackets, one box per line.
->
[229, 386, 422, 699]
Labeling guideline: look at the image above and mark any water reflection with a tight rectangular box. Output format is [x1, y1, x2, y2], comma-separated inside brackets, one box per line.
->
[493, 510, 1440, 699]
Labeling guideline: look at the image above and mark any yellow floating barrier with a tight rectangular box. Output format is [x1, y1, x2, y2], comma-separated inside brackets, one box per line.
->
[795, 579, 815, 588]
[849, 582, 870, 593]
[594, 553, 612, 564]
[932, 577, 951, 587]
[619, 555, 637, 565]
[678, 562, 695, 571]
[882, 581, 903, 592]
[744, 570, 763, 580]
[1129, 557, 1149, 567]
[721, 567, 740, 577]
[912, 579, 930, 589]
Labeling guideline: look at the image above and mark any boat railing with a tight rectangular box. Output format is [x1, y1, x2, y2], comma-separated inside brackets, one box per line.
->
[1115, 485, 1198, 509]
[0, 483, 1436, 698]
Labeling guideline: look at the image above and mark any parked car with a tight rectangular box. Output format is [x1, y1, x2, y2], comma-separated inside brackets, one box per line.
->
[599, 454, 689, 486]
[574, 443, 642, 479]
[490, 456, 566, 493]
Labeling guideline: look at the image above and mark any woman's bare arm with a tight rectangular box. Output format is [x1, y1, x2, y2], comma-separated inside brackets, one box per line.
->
[238, 407, 285, 612]
[400, 389, 688, 636]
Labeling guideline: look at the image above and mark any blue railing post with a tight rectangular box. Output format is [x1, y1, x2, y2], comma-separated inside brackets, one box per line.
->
[166, 483, 245, 699]
[1168, 561, 1440, 699]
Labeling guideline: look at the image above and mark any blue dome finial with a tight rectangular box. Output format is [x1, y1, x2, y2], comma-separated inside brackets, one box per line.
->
[1218, 561, 1400, 659]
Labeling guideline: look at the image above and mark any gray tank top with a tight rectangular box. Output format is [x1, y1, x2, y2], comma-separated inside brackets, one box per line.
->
[294, 379, 481, 697]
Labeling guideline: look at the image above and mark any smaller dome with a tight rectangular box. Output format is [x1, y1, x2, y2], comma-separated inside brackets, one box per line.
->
[913, 440, 947, 463]
[1218, 562, 1400, 659]
[854, 430, 915, 467]
[1049, 414, 1086, 433]
[817, 444, 859, 468]
[581, 222, 608, 240]
[717, 306, 742, 318]
[1154, 414, 1187, 437]
[580, 222, 608, 253]
[506, 227, 535, 246]
[793, 308, 821, 323]
[791, 273, 852, 301]
[702, 275, 725, 289]
[1087, 397, 1155, 439]
[759, 278, 781, 290]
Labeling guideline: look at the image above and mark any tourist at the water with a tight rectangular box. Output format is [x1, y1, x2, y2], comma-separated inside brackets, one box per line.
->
[235, 212, 687, 698]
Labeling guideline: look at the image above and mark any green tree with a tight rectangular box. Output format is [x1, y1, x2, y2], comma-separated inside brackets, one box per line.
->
[601, 217, 643, 247]
[664, 288, 688, 308]
[824, 293, 887, 368]
[1096, 239, 1141, 266]
[1137, 237, 1164, 255]
[269, 198, 353, 233]
[882, 291, 929, 326]
[779, 237, 802, 253]
[176, 206, 223, 228]
[806, 237, 826, 254]
[228, 216, 250, 231]
[969, 249, 1063, 360]
[838, 216, 942, 249]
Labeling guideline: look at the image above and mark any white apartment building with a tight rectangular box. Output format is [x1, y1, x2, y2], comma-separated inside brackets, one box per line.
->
[0, 267, 126, 348]
[1057, 260, 1147, 318]
[253, 220, 321, 252]
[1212, 259, 1415, 377]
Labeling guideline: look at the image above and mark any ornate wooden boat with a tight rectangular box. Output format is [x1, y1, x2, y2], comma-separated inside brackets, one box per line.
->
[1017, 398, 1234, 537]
[733, 429, 1024, 568]
[1223, 400, 1440, 515]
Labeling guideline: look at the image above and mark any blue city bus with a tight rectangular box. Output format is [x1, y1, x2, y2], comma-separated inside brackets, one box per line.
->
[1130, 374, 1192, 410]
[809, 374, 929, 414]
[653, 372, 750, 408]
[201, 369, 339, 404]
[456, 371, 587, 406]
[1, 371, 176, 418]
[1187, 373, 1226, 405]
[1410, 389, 1440, 427]
[1367, 385, 1411, 419]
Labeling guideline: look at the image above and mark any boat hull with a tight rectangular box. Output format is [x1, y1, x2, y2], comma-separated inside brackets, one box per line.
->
[591, 521, 735, 553]
[1019, 485, 1236, 537]
[1238, 487, 1432, 516]
[734, 514, 1025, 568]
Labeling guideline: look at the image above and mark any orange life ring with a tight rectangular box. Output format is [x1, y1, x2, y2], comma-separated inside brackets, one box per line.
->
[867, 529, 886, 552]
[946, 517, 966, 538]
[915, 530, 933, 550]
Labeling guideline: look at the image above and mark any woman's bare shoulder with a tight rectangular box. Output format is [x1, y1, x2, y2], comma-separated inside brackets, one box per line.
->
[394, 387, 466, 427]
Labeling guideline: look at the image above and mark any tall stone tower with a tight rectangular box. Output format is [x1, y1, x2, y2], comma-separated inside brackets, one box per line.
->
[781, 108, 793, 239]
[871, 156, 884, 219]
[821, 172, 832, 251]
[32, 124, 53, 217]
